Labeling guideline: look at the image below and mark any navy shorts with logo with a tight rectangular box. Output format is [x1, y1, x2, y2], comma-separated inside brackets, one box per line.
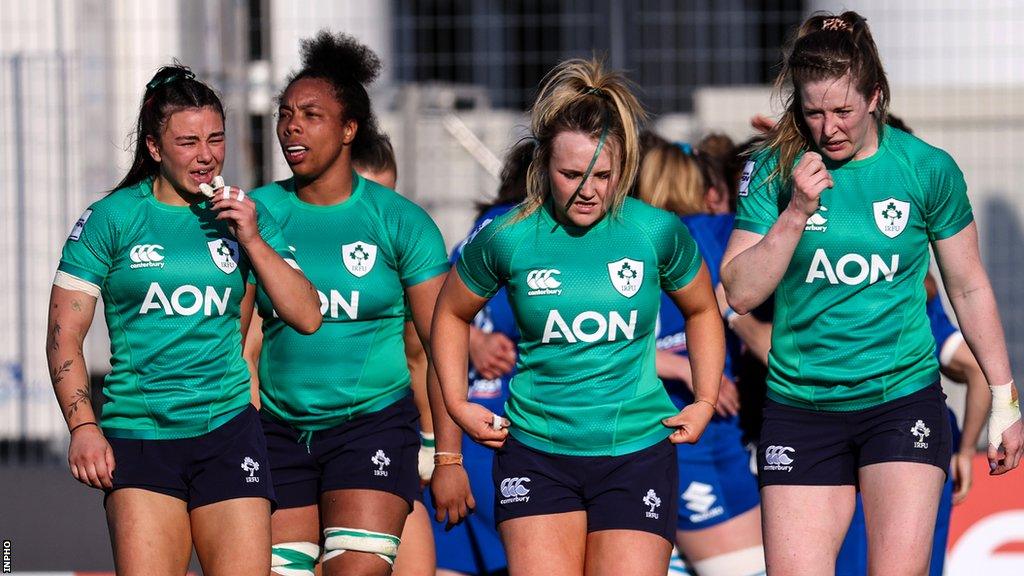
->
[261, 395, 420, 510]
[105, 405, 275, 510]
[493, 435, 679, 542]
[758, 381, 952, 487]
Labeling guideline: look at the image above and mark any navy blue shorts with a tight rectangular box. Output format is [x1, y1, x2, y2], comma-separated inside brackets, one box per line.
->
[493, 435, 678, 542]
[105, 405, 275, 511]
[676, 418, 760, 530]
[261, 395, 420, 510]
[758, 382, 952, 487]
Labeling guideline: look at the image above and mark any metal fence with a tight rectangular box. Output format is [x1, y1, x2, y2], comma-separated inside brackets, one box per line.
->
[2, 0, 1024, 466]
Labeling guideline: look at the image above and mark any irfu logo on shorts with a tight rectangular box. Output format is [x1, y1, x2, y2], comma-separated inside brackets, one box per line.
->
[911, 420, 931, 449]
[241, 456, 260, 483]
[643, 489, 661, 519]
[372, 449, 391, 476]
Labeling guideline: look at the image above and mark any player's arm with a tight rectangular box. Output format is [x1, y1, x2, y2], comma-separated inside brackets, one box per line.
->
[210, 190, 321, 335]
[934, 222, 1022, 474]
[46, 285, 114, 489]
[721, 153, 832, 313]
[715, 282, 772, 366]
[943, 342, 990, 503]
[662, 264, 724, 444]
[409, 272, 478, 528]
[241, 285, 263, 409]
[403, 319, 436, 485]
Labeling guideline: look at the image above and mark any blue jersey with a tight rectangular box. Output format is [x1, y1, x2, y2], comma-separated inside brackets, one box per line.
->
[450, 204, 519, 414]
[927, 294, 959, 358]
[656, 213, 740, 406]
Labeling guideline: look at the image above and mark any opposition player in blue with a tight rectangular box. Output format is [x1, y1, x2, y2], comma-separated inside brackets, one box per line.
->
[639, 140, 768, 576]
[428, 141, 533, 576]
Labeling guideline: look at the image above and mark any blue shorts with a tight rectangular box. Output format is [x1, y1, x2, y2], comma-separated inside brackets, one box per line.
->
[758, 382, 952, 487]
[676, 418, 760, 530]
[426, 435, 507, 574]
[493, 436, 679, 542]
[105, 405, 275, 511]
[261, 395, 420, 509]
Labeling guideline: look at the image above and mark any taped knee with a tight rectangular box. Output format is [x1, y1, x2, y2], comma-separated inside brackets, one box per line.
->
[690, 546, 766, 576]
[322, 527, 401, 566]
[271, 541, 320, 576]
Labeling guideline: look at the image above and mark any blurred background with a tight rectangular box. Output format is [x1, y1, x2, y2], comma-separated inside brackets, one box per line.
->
[1, 0, 1023, 573]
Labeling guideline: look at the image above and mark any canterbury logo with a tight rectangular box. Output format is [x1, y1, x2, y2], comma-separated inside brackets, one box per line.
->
[129, 244, 165, 268]
[500, 477, 531, 500]
[526, 269, 562, 296]
[763, 445, 795, 471]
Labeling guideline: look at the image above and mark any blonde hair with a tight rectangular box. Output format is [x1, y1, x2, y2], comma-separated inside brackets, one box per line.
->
[638, 143, 707, 217]
[516, 57, 646, 221]
[762, 11, 890, 183]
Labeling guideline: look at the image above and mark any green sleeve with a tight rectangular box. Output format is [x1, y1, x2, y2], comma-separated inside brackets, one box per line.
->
[925, 151, 974, 241]
[247, 199, 296, 284]
[735, 152, 782, 236]
[57, 203, 115, 287]
[455, 221, 503, 298]
[393, 202, 450, 287]
[658, 215, 704, 292]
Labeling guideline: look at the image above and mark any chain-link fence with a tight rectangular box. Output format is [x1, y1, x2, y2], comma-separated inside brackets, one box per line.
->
[2, 0, 1023, 466]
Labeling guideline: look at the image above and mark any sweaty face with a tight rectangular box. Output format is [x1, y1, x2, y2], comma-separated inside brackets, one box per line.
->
[147, 107, 225, 196]
[799, 73, 879, 162]
[548, 131, 618, 228]
[277, 77, 353, 181]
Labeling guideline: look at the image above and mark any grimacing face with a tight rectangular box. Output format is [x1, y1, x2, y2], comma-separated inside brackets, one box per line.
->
[146, 106, 225, 196]
[277, 77, 356, 181]
[798, 72, 880, 162]
[548, 130, 619, 227]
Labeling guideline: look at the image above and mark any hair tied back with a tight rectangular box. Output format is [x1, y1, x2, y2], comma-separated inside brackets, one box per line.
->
[821, 17, 851, 32]
[146, 68, 195, 91]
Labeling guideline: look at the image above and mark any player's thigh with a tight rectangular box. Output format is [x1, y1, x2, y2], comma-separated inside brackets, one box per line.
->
[191, 497, 272, 576]
[321, 488, 410, 576]
[105, 488, 193, 576]
[761, 485, 855, 576]
[859, 462, 945, 576]
[392, 499, 436, 576]
[270, 505, 321, 576]
[585, 529, 671, 576]
[500, 511, 587, 576]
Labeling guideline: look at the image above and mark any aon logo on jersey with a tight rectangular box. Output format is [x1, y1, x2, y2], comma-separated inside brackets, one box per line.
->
[541, 310, 637, 343]
[139, 283, 231, 316]
[318, 289, 358, 319]
[805, 249, 899, 286]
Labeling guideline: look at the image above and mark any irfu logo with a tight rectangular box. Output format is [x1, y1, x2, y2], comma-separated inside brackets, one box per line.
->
[643, 489, 662, 519]
[241, 457, 260, 483]
[371, 449, 391, 476]
[911, 420, 930, 449]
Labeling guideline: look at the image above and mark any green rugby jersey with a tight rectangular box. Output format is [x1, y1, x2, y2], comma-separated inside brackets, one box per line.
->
[736, 127, 973, 411]
[250, 174, 448, 430]
[457, 197, 703, 456]
[57, 179, 294, 439]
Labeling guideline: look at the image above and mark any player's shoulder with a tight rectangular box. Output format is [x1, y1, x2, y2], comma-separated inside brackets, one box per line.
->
[619, 196, 683, 234]
[360, 176, 432, 221]
[248, 179, 294, 212]
[883, 127, 959, 174]
[80, 179, 153, 230]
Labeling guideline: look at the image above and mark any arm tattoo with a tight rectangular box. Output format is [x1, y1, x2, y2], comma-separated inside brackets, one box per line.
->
[49, 323, 61, 351]
[51, 359, 73, 387]
[67, 384, 92, 418]
[71, 299, 83, 312]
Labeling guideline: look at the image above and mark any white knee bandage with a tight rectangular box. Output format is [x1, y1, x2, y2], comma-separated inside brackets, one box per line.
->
[690, 546, 766, 576]
[989, 382, 1022, 448]
[271, 541, 320, 576]
[322, 527, 401, 566]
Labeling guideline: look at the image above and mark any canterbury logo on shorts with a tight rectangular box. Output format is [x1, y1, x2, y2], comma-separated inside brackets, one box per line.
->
[763, 445, 795, 471]
[499, 476, 531, 503]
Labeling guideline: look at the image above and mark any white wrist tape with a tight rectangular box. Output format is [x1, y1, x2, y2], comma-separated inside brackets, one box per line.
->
[418, 432, 435, 482]
[989, 381, 1021, 448]
[492, 412, 504, 430]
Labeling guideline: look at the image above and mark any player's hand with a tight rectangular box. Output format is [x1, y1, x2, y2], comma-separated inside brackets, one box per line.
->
[468, 330, 516, 380]
[787, 152, 832, 219]
[951, 449, 975, 504]
[68, 424, 115, 490]
[988, 418, 1024, 475]
[210, 186, 260, 246]
[663, 401, 715, 445]
[448, 400, 509, 449]
[716, 376, 741, 417]
[430, 463, 475, 530]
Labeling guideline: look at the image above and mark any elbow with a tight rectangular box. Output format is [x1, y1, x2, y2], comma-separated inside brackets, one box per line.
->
[292, 314, 322, 335]
[722, 284, 752, 316]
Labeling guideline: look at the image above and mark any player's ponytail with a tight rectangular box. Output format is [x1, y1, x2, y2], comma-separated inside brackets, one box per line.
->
[115, 64, 224, 191]
[761, 11, 889, 182]
[516, 57, 646, 221]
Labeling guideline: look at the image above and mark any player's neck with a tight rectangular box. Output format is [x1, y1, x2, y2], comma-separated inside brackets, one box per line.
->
[295, 158, 354, 206]
[152, 175, 201, 206]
